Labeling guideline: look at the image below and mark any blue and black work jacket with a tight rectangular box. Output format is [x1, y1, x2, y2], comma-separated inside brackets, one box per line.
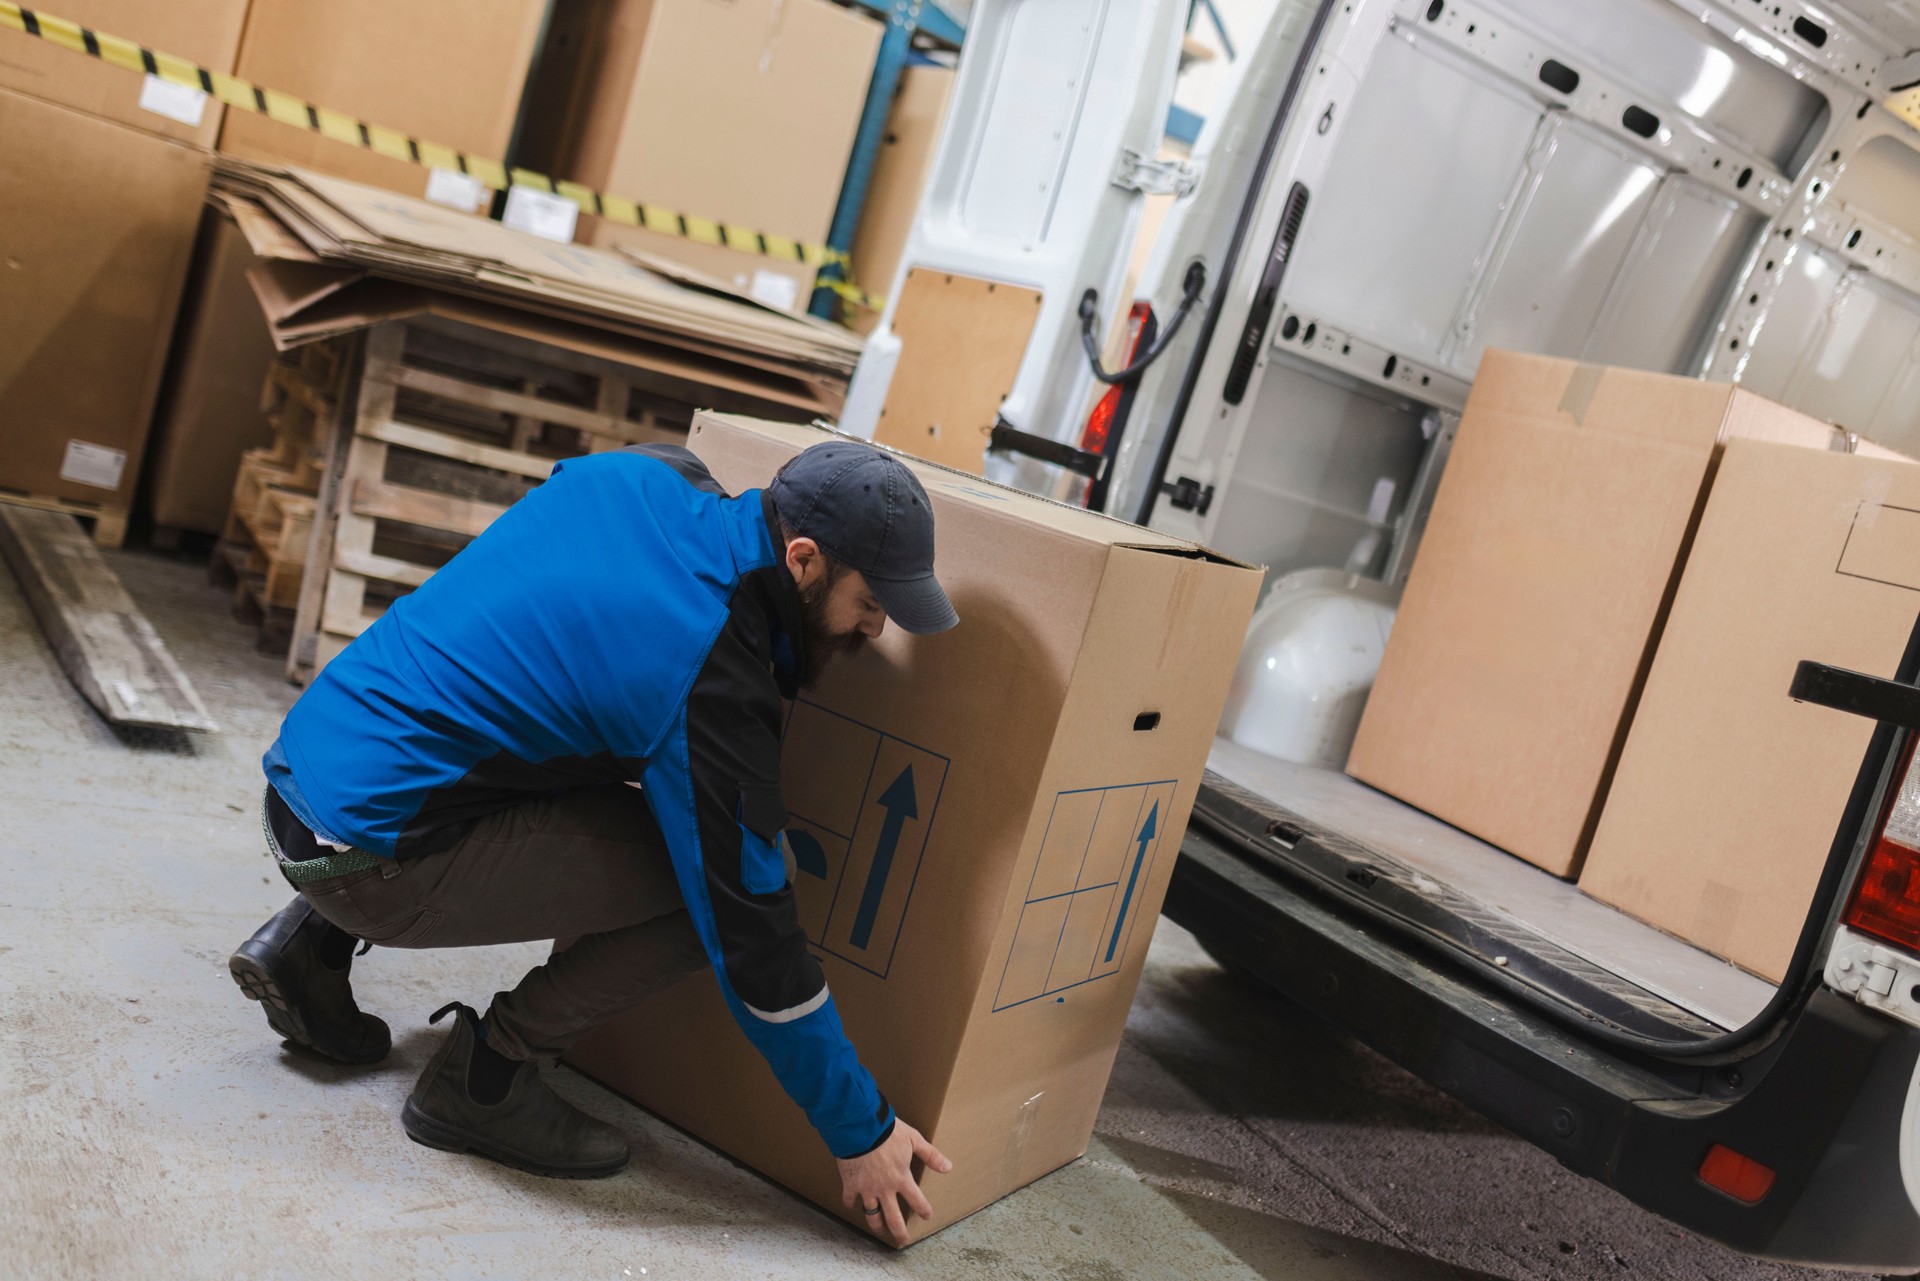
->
[263, 445, 894, 1158]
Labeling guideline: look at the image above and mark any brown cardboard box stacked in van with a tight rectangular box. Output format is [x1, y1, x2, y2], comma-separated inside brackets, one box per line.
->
[219, 0, 548, 200]
[146, 215, 279, 534]
[0, 87, 209, 524]
[1347, 351, 1841, 878]
[0, 0, 250, 147]
[523, 0, 881, 312]
[565, 414, 1261, 1242]
[1580, 440, 1920, 981]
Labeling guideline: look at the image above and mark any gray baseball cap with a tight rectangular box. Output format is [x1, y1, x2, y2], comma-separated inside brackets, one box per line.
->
[766, 439, 958, 634]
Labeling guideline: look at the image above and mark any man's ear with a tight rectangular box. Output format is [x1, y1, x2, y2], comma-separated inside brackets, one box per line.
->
[784, 535, 823, 587]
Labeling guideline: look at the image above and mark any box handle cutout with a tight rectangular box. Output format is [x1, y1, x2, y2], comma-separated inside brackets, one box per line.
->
[1133, 712, 1161, 732]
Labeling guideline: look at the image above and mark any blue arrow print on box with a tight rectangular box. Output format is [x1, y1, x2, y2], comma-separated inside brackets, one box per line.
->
[1104, 801, 1159, 964]
[848, 765, 916, 950]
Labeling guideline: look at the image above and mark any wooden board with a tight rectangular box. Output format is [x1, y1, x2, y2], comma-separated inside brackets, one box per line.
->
[873, 270, 1043, 474]
[0, 507, 217, 732]
[0, 491, 130, 549]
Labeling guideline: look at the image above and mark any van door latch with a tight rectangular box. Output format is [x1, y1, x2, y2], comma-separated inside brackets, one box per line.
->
[1112, 149, 1197, 198]
[1160, 476, 1214, 515]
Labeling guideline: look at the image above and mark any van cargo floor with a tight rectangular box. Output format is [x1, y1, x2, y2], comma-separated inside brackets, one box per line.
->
[1204, 738, 1774, 1032]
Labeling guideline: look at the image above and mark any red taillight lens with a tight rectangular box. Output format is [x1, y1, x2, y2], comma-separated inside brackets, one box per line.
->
[1078, 303, 1155, 460]
[1847, 736, 1920, 952]
[1082, 385, 1123, 458]
[1698, 1144, 1776, 1204]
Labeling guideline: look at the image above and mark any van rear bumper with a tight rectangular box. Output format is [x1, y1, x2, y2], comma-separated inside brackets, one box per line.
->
[1166, 828, 1920, 1270]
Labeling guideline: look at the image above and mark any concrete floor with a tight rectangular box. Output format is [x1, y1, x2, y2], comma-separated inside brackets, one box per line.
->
[0, 548, 1891, 1280]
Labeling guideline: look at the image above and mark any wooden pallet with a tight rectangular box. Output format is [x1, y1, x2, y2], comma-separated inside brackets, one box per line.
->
[209, 452, 319, 654]
[207, 341, 349, 652]
[0, 489, 130, 550]
[288, 317, 695, 683]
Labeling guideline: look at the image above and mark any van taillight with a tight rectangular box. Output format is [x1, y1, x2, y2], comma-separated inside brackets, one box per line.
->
[1079, 302, 1155, 461]
[1846, 736, 1920, 952]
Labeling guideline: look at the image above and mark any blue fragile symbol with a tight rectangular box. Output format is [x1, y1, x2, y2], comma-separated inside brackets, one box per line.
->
[992, 780, 1177, 1012]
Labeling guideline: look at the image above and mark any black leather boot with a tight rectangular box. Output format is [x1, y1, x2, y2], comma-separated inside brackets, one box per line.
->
[401, 1002, 629, 1179]
[229, 897, 391, 1065]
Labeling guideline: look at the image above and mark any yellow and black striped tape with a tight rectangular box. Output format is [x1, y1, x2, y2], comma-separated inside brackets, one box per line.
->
[0, 0, 883, 311]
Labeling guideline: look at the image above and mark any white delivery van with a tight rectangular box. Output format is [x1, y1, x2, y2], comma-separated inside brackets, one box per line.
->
[842, 0, 1920, 1268]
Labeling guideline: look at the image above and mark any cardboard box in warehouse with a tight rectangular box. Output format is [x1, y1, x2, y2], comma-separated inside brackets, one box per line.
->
[218, 0, 548, 201]
[0, 87, 209, 543]
[524, 0, 881, 313]
[1580, 440, 1920, 981]
[0, 0, 249, 147]
[844, 64, 955, 335]
[565, 414, 1261, 1242]
[146, 214, 280, 535]
[1347, 351, 1843, 878]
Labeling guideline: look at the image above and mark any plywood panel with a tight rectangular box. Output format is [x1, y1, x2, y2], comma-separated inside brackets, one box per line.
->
[874, 270, 1042, 474]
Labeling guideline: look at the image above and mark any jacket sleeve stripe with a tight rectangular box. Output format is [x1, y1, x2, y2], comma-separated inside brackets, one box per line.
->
[743, 985, 832, 1024]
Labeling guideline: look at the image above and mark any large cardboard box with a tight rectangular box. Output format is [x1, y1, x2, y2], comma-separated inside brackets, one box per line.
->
[1347, 351, 1839, 877]
[0, 88, 209, 515]
[528, 0, 881, 313]
[146, 215, 279, 534]
[218, 0, 548, 200]
[0, 0, 249, 147]
[1580, 441, 1920, 981]
[566, 414, 1261, 1241]
[845, 64, 954, 335]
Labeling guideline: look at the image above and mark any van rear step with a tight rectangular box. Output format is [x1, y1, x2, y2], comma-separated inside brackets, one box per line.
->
[1166, 798, 1920, 1267]
[1193, 771, 1723, 1044]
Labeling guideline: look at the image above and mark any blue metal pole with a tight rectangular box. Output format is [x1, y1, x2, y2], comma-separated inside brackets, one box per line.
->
[808, 1, 923, 319]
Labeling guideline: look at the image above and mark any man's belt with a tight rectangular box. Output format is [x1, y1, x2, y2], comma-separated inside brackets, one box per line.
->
[261, 787, 385, 885]
[277, 847, 384, 885]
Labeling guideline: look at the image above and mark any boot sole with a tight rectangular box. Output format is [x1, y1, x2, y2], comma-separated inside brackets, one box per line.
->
[228, 949, 388, 1066]
[401, 1098, 629, 1179]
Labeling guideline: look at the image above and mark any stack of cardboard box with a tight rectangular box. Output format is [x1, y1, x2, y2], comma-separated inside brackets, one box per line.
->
[0, 0, 249, 543]
[1349, 350, 1920, 982]
[4, 0, 893, 541]
[147, 0, 552, 537]
[520, 0, 882, 315]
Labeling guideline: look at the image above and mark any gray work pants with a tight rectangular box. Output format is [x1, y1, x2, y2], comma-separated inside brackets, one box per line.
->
[295, 785, 707, 1063]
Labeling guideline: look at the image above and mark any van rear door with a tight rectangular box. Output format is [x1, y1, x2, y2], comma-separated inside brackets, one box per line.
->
[836, 0, 1186, 484]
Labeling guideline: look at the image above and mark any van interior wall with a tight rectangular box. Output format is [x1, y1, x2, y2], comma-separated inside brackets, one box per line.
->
[1171, 0, 1920, 583]
[1203, 356, 1427, 583]
[1276, 11, 1783, 389]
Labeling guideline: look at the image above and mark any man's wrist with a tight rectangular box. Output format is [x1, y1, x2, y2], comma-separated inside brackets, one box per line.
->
[833, 1102, 896, 1160]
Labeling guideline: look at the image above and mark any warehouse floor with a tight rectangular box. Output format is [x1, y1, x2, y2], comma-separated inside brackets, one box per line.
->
[0, 548, 1876, 1281]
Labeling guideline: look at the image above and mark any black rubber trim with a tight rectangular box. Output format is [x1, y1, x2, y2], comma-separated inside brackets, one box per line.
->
[1134, 0, 1338, 523]
[1222, 182, 1309, 405]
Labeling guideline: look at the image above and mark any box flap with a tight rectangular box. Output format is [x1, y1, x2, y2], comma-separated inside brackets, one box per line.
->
[695, 413, 1258, 566]
[1472, 349, 1735, 450]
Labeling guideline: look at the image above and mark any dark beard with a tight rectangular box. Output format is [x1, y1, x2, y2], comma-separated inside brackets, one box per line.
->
[797, 576, 866, 689]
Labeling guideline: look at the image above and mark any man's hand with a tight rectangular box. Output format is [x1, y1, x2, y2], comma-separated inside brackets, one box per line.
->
[837, 1119, 952, 1246]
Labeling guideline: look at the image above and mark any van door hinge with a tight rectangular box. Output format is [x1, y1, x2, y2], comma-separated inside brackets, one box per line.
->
[1160, 475, 1214, 515]
[1827, 924, 1920, 1030]
[1112, 149, 1197, 198]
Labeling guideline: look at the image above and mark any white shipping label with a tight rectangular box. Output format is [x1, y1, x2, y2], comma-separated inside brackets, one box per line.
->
[502, 186, 578, 244]
[138, 74, 208, 127]
[59, 441, 128, 492]
[425, 168, 487, 214]
[748, 269, 801, 312]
